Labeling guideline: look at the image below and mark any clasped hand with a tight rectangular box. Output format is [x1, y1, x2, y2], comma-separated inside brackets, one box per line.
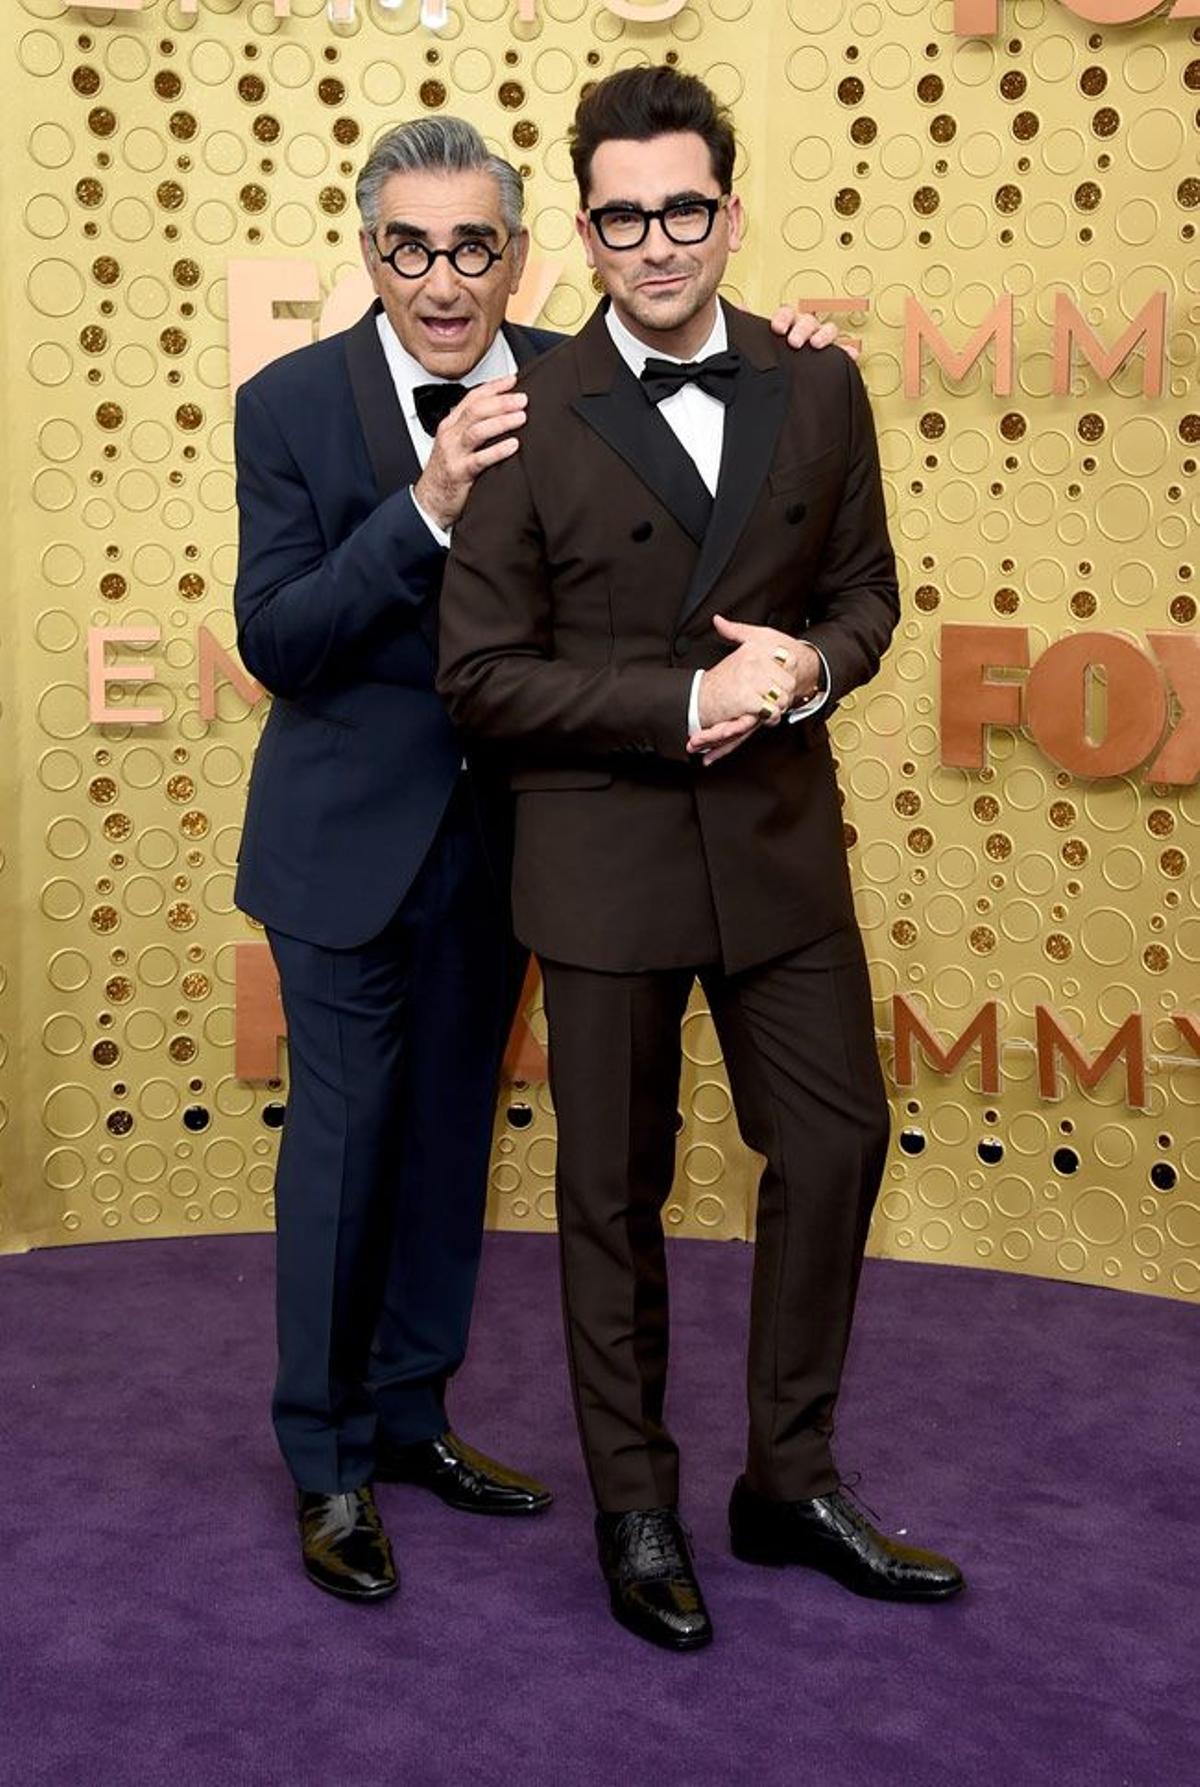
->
[689, 615, 822, 766]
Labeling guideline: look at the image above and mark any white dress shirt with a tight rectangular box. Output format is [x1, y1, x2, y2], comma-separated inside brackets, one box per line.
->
[604, 303, 828, 737]
[376, 309, 516, 548]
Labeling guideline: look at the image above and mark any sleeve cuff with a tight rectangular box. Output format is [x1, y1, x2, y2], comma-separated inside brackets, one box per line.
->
[788, 646, 830, 723]
[411, 487, 452, 551]
[687, 669, 704, 739]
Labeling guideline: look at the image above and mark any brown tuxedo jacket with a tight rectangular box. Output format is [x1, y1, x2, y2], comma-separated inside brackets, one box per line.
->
[437, 300, 900, 975]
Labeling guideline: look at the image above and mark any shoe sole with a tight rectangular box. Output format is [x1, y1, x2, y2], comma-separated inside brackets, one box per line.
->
[608, 1595, 714, 1653]
[373, 1477, 554, 1517]
[437, 1500, 555, 1517]
[730, 1537, 963, 1602]
[303, 1567, 399, 1603]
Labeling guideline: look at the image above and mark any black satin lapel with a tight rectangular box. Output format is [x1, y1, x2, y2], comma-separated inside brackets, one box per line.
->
[676, 361, 788, 625]
[571, 377, 713, 546]
[344, 304, 420, 501]
[503, 322, 541, 370]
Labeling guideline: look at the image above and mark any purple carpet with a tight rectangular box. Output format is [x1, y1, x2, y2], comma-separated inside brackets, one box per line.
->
[0, 1233, 1194, 1787]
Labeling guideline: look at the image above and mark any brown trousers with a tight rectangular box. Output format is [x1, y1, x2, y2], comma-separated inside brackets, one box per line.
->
[541, 926, 890, 1514]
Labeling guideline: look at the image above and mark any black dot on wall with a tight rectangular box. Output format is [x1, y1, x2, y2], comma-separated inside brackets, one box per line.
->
[507, 1103, 533, 1130]
[183, 1105, 210, 1132]
[1150, 1163, 1177, 1193]
[1052, 1147, 1080, 1175]
[262, 1103, 287, 1130]
[977, 1137, 1004, 1165]
[899, 1128, 926, 1156]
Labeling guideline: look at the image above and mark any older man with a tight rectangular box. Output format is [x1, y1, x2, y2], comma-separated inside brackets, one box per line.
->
[233, 116, 844, 1601]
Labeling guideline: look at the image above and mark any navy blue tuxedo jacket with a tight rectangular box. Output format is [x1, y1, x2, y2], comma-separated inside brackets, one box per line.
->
[232, 301, 560, 948]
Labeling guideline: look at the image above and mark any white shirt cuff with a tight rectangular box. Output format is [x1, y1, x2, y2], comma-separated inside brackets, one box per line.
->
[687, 669, 704, 739]
[788, 647, 830, 722]
[411, 487, 451, 550]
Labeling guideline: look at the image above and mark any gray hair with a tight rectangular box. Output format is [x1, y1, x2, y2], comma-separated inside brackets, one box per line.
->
[356, 117, 525, 240]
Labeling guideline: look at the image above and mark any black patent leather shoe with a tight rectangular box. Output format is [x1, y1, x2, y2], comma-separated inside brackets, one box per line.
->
[374, 1430, 553, 1516]
[297, 1486, 398, 1603]
[596, 1508, 713, 1652]
[729, 1477, 963, 1603]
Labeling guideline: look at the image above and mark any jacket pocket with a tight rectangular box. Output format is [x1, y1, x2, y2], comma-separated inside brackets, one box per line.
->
[274, 697, 359, 732]
[509, 766, 613, 792]
[768, 444, 841, 495]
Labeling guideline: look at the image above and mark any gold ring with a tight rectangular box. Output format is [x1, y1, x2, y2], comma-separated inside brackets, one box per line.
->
[757, 705, 775, 723]
[772, 648, 791, 668]
[764, 686, 780, 704]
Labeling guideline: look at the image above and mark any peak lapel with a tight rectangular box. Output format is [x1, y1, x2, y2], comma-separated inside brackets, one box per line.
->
[569, 307, 713, 547]
[503, 321, 545, 371]
[344, 300, 421, 501]
[676, 309, 788, 627]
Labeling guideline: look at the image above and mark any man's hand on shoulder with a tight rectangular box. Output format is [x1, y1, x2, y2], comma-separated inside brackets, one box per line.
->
[770, 306, 859, 363]
[413, 375, 528, 532]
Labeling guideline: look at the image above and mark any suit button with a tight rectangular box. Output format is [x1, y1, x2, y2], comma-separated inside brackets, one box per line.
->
[766, 609, 781, 627]
[786, 502, 807, 525]
[672, 634, 690, 656]
[631, 521, 654, 543]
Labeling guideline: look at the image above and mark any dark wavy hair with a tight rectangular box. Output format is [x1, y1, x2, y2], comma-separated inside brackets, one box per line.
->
[569, 65, 736, 206]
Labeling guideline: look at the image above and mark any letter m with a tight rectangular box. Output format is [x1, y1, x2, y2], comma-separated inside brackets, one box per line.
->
[1053, 292, 1166, 399]
[1036, 1007, 1147, 1109]
[892, 996, 1001, 1095]
[905, 295, 1013, 398]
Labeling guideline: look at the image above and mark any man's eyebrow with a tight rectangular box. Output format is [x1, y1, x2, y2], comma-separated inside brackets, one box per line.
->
[379, 219, 502, 241]
[593, 190, 711, 210]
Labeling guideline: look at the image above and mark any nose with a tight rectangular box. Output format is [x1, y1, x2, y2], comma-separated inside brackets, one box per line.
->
[642, 218, 677, 260]
[423, 253, 461, 303]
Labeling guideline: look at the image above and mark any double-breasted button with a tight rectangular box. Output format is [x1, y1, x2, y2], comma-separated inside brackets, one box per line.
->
[672, 634, 690, 657]
[786, 501, 807, 525]
[631, 521, 654, 543]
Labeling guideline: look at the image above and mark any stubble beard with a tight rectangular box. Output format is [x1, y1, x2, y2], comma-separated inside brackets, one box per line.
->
[620, 256, 723, 342]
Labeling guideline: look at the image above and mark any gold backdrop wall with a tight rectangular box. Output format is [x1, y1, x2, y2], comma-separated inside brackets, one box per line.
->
[1, 0, 1197, 1303]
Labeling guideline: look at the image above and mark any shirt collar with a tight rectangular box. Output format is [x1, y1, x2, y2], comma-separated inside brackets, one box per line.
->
[375, 309, 516, 418]
[604, 300, 728, 376]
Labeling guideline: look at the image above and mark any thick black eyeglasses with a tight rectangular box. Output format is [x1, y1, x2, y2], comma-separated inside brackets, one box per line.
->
[587, 197, 725, 252]
[374, 234, 512, 280]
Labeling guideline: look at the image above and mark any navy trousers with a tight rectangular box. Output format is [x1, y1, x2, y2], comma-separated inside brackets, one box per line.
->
[267, 781, 518, 1492]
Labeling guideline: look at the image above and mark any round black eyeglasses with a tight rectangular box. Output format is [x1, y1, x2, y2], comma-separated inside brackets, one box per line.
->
[587, 198, 726, 252]
[374, 235, 512, 280]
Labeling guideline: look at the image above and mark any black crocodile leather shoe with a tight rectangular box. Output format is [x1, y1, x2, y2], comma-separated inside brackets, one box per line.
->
[596, 1507, 713, 1652]
[297, 1486, 398, 1602]
[729, 1477, 963, 1603]
[374, 1431, 553, 1516]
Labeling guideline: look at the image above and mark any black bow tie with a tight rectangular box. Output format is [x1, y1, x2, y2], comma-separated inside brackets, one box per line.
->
[639, 348, 741, 407]
[413, 381, 469, 437]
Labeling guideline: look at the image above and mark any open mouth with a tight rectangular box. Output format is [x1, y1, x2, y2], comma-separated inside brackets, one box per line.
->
[419, 315, 472, 343]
